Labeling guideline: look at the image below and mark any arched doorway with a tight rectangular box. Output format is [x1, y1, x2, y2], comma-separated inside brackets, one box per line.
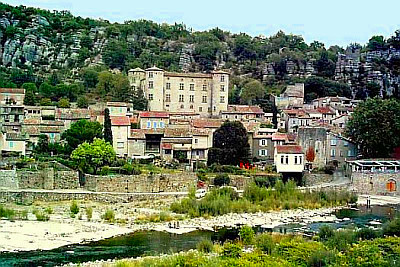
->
[386, 180, 396, 192]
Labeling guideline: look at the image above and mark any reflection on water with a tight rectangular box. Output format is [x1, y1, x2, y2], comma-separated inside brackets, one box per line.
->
[1, 205, 400, 267]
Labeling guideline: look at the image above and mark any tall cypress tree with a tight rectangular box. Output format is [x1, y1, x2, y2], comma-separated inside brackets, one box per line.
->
[104, 108, 113, 144]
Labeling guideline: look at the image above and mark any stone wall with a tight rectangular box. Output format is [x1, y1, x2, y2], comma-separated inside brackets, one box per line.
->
[0, 190, 187, 205]
[54, 171, 79, 189]
[303, 173, 333, 186]
[83, 172, 197, 193]
[0, 169, 18, 189]
[352, 172, 400, 196]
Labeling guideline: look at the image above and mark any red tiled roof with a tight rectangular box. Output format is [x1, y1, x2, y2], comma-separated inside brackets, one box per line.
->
[317, 107, 335, 114]
[161, 143, 172, 149]
[111, 116, 131, 126]
[107, 102, 128, 107]
[139, 111, 170, 118]
[276, 145, 303, 154]
[223, 105, 264, 114]
[0, 88, 25, 94]
[164, 72, 212, 79]
[23, 118, 41, 125]
[192, 119, 222, 128]
[272, 133, 288, 141]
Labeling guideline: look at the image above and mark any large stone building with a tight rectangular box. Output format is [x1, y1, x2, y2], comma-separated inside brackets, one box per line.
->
[128, 67, 229, 117]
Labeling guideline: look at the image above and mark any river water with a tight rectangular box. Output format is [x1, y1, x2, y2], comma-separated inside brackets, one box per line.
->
[1, 205, 399, 267]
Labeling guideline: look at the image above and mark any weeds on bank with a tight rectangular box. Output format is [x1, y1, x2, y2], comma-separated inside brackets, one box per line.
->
[171, 180, 357, 218]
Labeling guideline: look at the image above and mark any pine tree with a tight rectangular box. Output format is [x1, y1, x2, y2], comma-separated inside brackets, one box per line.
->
[104, 108, 113, 144]
[23, 89, 36, 106]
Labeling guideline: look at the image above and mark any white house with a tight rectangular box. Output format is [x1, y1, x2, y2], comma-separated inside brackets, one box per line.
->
[274, 145, 304, 174]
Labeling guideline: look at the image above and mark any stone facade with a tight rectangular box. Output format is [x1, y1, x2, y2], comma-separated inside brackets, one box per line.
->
[352, 172, 400, 196]
[303, 173, 333, 186]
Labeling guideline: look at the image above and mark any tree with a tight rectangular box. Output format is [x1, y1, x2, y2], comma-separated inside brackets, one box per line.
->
[23, 87, 36, 106]
[102, 40, 128, 69]
[81, 68, 98, 89]
[367, 35, 386, 51]
[40, 98, 52, 106]
[57, 98, 70, 108]
[96, 71, 114, 97]
[22, 82, 37, 93]
[71, 138, 116, 174]
[77, 96, 89, 108]
[306, 147, 316, 162]
[346, 98, 400, 158]
[104, 108, 113, 144]
[240, 80, 265, 105]
[208, 121, 250, 166]
[315, 50, 336, 78]
[62, 119, 103, 150]
[112, 73, 130, 101]
[37, 134, 49, 153]
[366, 82, 381, 98]
[131, 88, 148, 111]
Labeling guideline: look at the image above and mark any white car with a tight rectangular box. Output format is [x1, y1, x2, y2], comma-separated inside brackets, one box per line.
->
[195, 189, 207, 198]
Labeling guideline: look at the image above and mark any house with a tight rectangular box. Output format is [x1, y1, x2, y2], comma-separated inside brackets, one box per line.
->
[0, 88, 25, 124]
[0, 132, 28, 156]
[111, 116, 131, 157]
[55, 108, 91, 130]
[107, 102, 130, 116]
[297, 127, 329, 168]
[139, 111, 170, 130]
[317, 107, 335, 123]
[274, 83, 304, 109]
[327, 133, 358, 168]
[129, 67, 229, 116]
[221, 105, 264, 122]
[274, 145, 304, 176]
[252, 128, 278, 162]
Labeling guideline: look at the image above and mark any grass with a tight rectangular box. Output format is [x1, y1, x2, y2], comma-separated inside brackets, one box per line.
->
[171, 180, 357, 218]
[102, 209, 115, 222]
[32, 209, 50, 221]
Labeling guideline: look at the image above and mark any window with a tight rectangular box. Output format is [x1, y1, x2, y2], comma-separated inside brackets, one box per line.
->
[196, 150, 200, 156]
[190, 84, 195, 91]
[189, 95, 194, 103]
[166, 83, 171, 90]
[344, 141, 348, 147]
[220, 96, 225, 103]
[180, 104, 184, 109]
[299, 156, 302, 165]
[148, 94, 153, 100]
[190, 105, 194, 109]
[148, 72, 153, 78]
[348, 150, 354, 157]
[147, 121, 151, 128]
[281, 155, 284, 164]
[221, 75, 225, 82]
[159, 121, 165, 128]
[195, 139, 198, 144]
[199, 107, 203, 112]
[117, 142, 124, 148]
[153, 122, 157, 129]
[295, 156, 298, 164]
[259, 149, 266, 156]
[179, 83, 184, 90]
[165, 149, 171, 155]
[148, 81, 153, 89]
[179, 95, 184, 102]
[331, 149, 336, 157]
[9, 141, 13, 148]
[202, 84, 207, 91]
[202, 96, 207, 103]
[165, 94, 171, 102]
[330, 139, 337, 146]
[286, 156, 289, 164]
[220, 85, 225, 92]
[340, 150, 343, 157]
[261, 139, 266, 146]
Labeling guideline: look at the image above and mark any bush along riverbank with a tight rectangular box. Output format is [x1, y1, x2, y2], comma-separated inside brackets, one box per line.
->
[106, 217, 400, 267]
[171, 180, 357, 217]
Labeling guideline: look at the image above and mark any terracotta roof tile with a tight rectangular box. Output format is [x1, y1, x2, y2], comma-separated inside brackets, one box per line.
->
[111, 116, 131, 126]
[192, 119, 222, 128]
[276, 145, 303, 154]
[139, 111, 170, 118]
[0, 88, 25, 94]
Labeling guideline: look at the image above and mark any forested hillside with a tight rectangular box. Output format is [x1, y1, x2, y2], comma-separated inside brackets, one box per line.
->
[1, 3, 400, 108]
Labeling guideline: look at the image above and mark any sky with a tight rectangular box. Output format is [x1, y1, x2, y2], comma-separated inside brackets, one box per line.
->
[3, 0, 400, 47]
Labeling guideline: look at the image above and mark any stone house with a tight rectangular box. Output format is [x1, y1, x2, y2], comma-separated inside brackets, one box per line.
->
[221, 105, 265, 122]
[55, 108, 91, 130]
[111, 116, 131, 157]
[274, 83, 304, 109]
[297, 127, 329, 168]
[327, 133, 358, 168]
[274, 145, 304, 174]
[107, 102, 130, 116]
[252, 128, 278, 162]
[129, 66, 229, 117]
[0, 88, 25, 124]
[139, 111, 170, 130]
[0, 132, 28, 156]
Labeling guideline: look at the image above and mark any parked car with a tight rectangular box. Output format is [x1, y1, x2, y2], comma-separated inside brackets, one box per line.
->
[195, 189, 207, 198]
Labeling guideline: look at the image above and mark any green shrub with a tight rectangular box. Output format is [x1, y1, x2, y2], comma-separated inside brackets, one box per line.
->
[159, 211, 172, 222]
[197, 239, 213, 253]
[222, 242, 242, 258]
[44, 207, 53, 214]
[356, 227, 381, 240]
[102, 209, 115, 222]
[318, 225, 335, 240]
[255, 233, 275, 254]
[0, 205, 15, 220]
[85, 207, 93, 221]
[33, 209, 50, 221]
[70, 201, 79, 215]
[213, 173, 230, 186]
[100, 166, 110, 175]
[307, 249, 337, 267]
[327, 229, 357, 251]
[254, 176, 279, 188]
[239, 225, 255, 245]
[383, 217, 400, 236]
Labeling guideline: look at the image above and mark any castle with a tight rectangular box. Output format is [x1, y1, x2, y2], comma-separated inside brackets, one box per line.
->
[128, 67, 229, 117]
